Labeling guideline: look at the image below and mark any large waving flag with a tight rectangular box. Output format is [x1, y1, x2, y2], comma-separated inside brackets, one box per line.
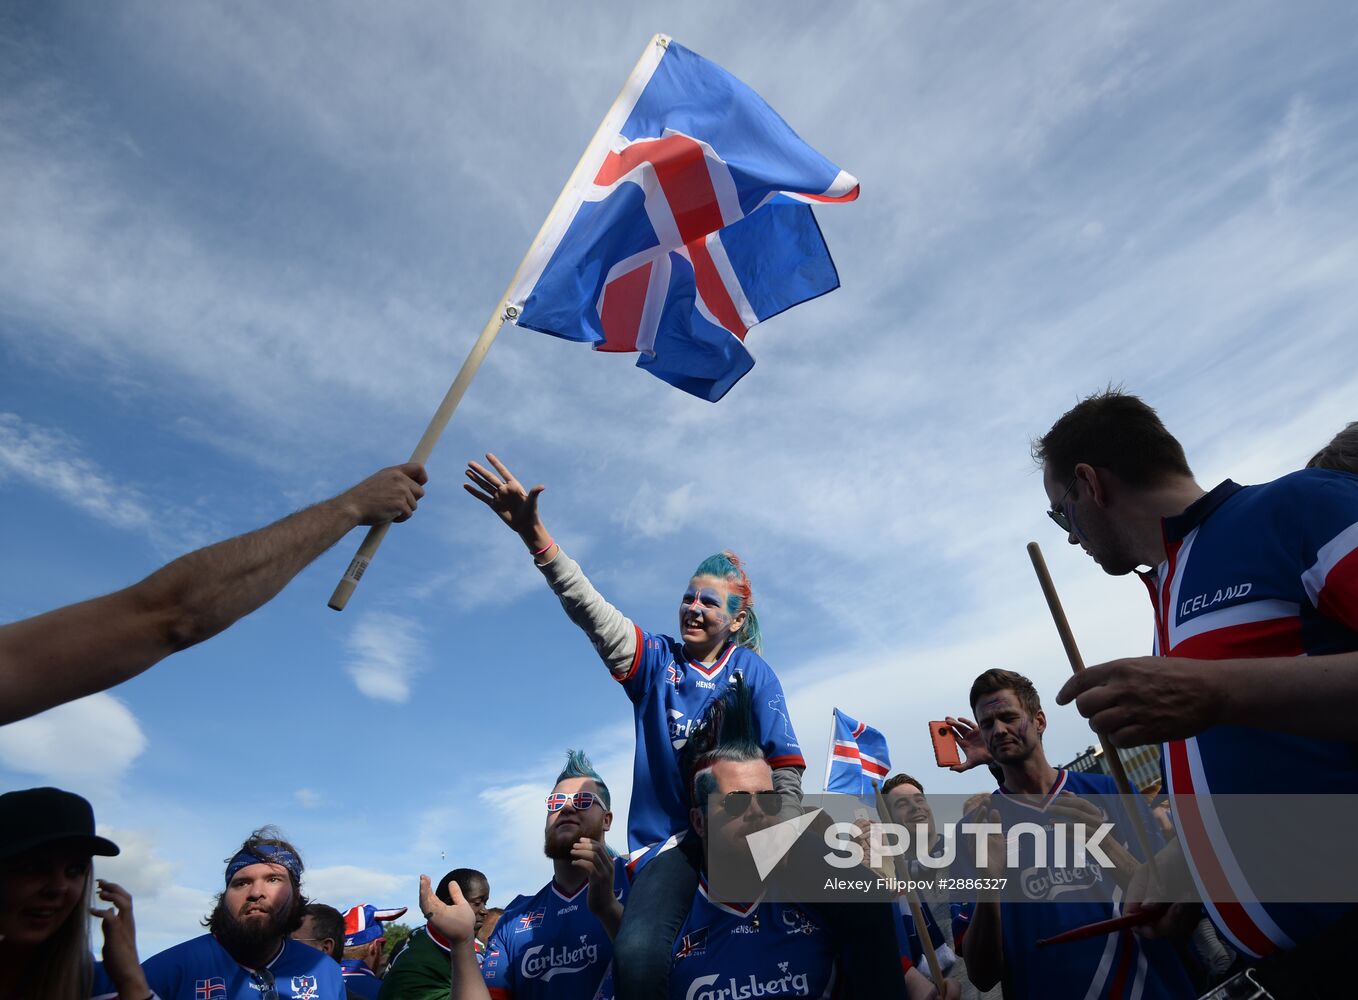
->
[505, 35, 858, 401]
[825, 708, 892, 796]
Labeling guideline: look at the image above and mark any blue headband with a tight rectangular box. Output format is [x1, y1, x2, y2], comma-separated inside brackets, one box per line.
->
[225, 844, 302, 885]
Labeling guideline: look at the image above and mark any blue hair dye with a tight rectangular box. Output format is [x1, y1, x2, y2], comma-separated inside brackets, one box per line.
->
[691, 551, 762, 653]
[555, 748, 611, 810]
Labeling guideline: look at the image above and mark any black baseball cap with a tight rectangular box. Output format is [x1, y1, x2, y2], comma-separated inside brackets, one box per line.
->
[0, 787, 120, 861]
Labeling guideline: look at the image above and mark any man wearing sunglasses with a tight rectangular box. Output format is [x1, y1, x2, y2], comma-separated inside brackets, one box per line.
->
[668, 679, 941, 1000]
[478, 750, 627, 1000]
[139, 830, 345, 999]
[1036, 389, 1358, 994]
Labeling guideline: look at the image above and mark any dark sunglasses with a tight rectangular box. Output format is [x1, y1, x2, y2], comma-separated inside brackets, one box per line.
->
[720, 790, 781, 819]
[251, 969, 279, 1000]
[1047, 475, 1078, 533]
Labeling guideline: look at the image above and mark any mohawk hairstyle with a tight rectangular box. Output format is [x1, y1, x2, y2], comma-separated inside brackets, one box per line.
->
[692, 550, 763, 653]
[681, 674, 765, 807]
[555, 748, 611, 810]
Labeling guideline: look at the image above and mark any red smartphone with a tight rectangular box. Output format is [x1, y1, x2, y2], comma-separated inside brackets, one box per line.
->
[929, 721, 961, 768]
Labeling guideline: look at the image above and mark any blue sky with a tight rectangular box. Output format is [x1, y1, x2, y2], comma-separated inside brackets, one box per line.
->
[2, 0, 1357, 956]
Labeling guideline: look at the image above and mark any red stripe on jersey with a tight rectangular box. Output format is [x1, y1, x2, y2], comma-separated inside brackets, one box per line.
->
[768, 753, 807, 769]
[614, 624, 645, 684]
[1317, 547, 1358, 631]
[488, 989, 512, 1000]
[1167, 741, 1278, 958]
[899, 955, 914, 973]
[1158, 538, 1183, 655]
[1106, 930, 1136, 998]
[1171, 616, 1304, 659]
[426, 924, 453, 953]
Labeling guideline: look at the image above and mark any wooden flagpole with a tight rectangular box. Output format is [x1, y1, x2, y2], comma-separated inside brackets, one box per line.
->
[328, 34, 671, 611]
[872, 780, 947, 998]
[1025, 541, 1159, 877]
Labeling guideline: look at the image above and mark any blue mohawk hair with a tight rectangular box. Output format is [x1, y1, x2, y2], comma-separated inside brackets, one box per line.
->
[555, 749, 611, 810]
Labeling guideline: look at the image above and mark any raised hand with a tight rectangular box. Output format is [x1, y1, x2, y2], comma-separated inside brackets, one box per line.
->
[464, 453, 547, 539]
[1056, 657, 1221, 746]
[419, 873, 476, 945]
[573, 838, 623, 937]
[91, 880, 150, 998]
[944, 716, 992, 773]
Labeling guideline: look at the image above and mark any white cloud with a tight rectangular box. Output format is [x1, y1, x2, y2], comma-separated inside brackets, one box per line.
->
[616, 481, 701, 540]
[93, 826, 180, 901]
[0, 693, 146, 785]
[344, 611, 426, 702]
[0, 413, 154, 533]
[0, 413, 215, 554]
[304, 864, 412, 911]
[117, 883, 216, 960]
[1268, 95, 1320, 208]
[295, 788, 322, 809]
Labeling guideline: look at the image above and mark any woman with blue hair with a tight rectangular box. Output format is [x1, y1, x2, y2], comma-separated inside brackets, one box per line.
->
[465, 452, 805, 1000]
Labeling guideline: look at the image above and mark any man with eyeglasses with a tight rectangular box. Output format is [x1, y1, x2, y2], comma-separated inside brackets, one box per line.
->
[1036, 389, 1358, 995]
[140, 829, 345, 999]
[474, 749, 626, 1000]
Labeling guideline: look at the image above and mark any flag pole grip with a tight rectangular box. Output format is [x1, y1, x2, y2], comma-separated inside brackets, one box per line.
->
[1025, 542, 1159, 876]
[872, 781, 947, 997]
[327, 35, 672, 612]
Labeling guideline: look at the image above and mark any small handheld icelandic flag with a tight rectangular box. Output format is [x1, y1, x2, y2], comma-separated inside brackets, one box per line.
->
[505, 35, 858, 401]
[825, 708, 891, 796]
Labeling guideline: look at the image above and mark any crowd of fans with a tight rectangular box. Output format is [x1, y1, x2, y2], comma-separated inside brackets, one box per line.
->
[3, 394, 1357, 1000]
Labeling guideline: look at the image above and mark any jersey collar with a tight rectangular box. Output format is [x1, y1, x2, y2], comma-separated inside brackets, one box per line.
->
[697, 874, 765, 916]
[996, 768, 1068, 813]
[688, 642, 738, 679]
[212, 935, 287, 972]
[1162, 479, 1242, 543]
[550, 877, 589, 903]
[425, 922, 453, 952]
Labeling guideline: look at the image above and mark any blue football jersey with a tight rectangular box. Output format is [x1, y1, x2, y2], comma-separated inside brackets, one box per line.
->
[338, 960, 381, 999]
[1144, 473, 1358, 957]
[483, 859, 629, 1000]
[970, 770, 1193, 1000]
[131, 935, 345, 1000]
[668, 881, 839, 1000]
[618, 631, 804, 850]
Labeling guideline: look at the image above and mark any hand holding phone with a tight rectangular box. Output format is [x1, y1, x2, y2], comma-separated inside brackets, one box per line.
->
[929, 720, 961, 768]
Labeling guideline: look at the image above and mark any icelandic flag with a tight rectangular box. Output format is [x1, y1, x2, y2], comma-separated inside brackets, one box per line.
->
[825, 708, 891, 796]
[505, 35, 858, 401]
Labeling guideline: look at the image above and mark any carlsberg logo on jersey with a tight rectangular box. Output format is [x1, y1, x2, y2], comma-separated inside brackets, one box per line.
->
[669, 709, 700, 749]
[684, 969, 812, 1000]
[1021, 860, 1106, 901]
[520, 939, 600, 980]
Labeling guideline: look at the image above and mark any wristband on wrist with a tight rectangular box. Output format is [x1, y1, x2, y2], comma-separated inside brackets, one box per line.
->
[531, 538, 556, 557]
